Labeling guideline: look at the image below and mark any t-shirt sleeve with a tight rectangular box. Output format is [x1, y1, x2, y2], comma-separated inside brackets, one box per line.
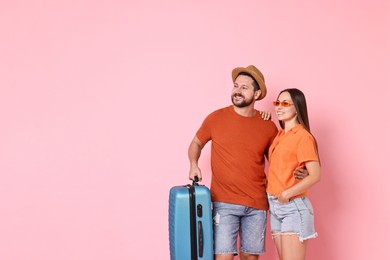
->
[269, 123, 278, 146]
[196, 114, 213, 145]
[296, 134, 319, 164]
[264, 122, 278, 159]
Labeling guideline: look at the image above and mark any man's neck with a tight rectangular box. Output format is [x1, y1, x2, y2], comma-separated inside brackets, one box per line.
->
[233, 105, 256, 117]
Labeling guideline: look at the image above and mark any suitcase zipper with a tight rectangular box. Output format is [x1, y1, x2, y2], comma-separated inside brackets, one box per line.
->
[188, 183, 198, 260]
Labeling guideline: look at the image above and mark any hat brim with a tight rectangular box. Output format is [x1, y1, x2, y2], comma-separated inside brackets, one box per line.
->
[232, 67, 267, 100]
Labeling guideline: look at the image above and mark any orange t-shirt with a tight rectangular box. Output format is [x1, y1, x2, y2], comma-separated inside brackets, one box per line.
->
[196, 106, 278, 210]
[266, 124, 319, 198]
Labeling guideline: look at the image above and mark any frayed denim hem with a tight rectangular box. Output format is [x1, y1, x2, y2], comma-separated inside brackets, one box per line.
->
[299, 232, 318, 242]
[272, 232, 318, 243]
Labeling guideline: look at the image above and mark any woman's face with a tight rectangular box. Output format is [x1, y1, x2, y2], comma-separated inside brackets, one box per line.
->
[274, 91, 297, 123]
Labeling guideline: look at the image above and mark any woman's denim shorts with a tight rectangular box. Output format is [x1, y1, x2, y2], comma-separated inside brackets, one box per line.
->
[267, 194, 318, 242]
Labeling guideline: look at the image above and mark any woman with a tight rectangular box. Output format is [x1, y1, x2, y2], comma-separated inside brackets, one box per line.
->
[267, 88, 321, 260]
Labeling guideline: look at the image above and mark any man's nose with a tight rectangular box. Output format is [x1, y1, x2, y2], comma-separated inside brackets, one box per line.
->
[234, 86, 243, 93]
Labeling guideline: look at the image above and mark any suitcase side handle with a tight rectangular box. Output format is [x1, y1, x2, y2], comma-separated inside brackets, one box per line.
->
[198, 220, 204, 257]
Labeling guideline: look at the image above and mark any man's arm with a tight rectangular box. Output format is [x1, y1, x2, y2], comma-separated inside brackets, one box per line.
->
[188, 136, 206, 181]
[277, 161, 321, 203]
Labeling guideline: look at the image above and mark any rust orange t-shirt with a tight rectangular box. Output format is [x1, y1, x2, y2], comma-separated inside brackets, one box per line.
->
[266, 124, 319, 198]
[196, 106, 278, 210]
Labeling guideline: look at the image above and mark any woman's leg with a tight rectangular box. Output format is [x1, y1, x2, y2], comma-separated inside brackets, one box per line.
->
[272, 233, 283, 260]
[280, 234, 308, 260]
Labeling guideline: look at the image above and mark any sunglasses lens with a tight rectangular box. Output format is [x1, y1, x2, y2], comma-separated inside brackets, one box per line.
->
[273, 101, 293, 107]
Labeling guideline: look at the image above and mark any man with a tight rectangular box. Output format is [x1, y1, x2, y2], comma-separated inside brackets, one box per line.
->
[188, 65, 306, 260]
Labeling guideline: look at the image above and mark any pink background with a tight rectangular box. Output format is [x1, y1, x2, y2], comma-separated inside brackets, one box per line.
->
[0, 0, 389, 259]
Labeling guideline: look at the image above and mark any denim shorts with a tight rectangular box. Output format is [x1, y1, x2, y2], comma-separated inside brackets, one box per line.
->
[267, 194, 318, 242]
[212, 202, 267, 255]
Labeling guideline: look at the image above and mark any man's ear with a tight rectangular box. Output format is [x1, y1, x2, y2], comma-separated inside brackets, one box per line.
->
[255, 90, 261, 99]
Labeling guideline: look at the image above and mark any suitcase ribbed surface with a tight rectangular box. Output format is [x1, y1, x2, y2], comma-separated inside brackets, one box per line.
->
[169, 186, 191, 260]
[168, 184, 214, 260]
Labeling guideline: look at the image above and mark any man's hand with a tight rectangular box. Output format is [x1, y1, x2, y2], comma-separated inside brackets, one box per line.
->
[294, 167, 309, 180]
[189, 165, 202, 182]
[260, 111, 272, 120]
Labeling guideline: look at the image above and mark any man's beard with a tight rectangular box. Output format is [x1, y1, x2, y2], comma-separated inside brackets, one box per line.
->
[231, 94, 255, 108]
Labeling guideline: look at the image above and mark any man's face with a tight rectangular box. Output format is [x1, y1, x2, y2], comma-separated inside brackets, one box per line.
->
[231, 75, 258, 107]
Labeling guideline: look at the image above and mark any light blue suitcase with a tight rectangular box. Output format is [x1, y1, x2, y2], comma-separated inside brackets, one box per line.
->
[168, 179, 214, 260]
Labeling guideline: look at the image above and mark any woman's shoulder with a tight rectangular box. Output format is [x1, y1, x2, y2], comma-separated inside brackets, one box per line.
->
[294, 125, 316, 140]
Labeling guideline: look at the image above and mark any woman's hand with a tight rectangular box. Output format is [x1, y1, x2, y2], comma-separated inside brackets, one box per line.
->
[276, 191, 291, 203]
[260, 110, 272, 120]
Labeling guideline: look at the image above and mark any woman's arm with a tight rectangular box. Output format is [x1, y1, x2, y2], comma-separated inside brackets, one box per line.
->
[277, 160, 321, 203]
